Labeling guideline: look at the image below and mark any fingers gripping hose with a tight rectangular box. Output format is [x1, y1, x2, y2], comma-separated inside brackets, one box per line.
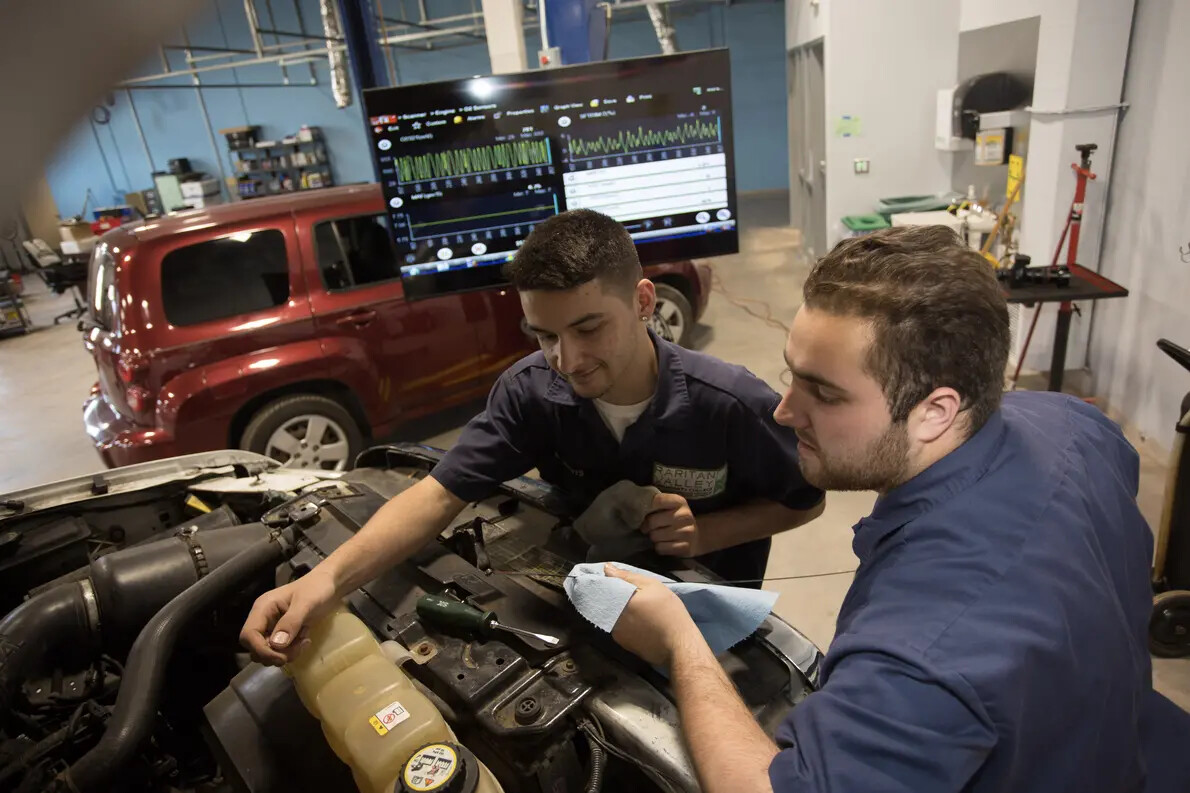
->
[55, 529, 296, 793]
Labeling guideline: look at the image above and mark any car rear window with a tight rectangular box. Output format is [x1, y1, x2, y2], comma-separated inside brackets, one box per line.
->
[161, 229, 289, 327]
[314, 214, 401, 291]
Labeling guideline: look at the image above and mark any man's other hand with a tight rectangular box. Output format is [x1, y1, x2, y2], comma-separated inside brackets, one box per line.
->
[239, 569, 339, 666]
[642, 492, 703, 557]
[604, 563, 700, 667]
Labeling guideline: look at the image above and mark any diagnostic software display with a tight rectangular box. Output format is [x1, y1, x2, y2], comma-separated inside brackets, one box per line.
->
[363, 49, 737, 299]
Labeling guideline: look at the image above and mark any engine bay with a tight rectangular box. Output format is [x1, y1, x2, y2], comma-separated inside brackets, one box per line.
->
[0, 446, 820, 793]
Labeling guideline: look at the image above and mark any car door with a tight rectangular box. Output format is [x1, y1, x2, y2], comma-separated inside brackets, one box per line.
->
[301, 210, 483, 426]
[471, 284, 538, 388]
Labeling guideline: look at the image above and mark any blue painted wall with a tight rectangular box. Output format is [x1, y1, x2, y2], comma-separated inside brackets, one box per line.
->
[45, 0, 787, 217]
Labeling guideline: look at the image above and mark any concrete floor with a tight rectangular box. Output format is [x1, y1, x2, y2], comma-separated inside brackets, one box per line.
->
[1, 193, 1187, 710]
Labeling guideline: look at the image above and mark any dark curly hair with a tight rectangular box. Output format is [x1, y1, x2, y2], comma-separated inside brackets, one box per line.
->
[503, 209, 642, 297]
[803, 225, 1010, 436]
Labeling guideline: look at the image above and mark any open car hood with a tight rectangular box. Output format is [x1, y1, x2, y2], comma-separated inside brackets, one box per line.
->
[0, 450, 340, 522]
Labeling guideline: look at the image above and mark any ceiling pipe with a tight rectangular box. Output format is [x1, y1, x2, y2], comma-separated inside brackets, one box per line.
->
[115, 6, 543, 88]
[645, 2, 678, 52]
[242, 0, 266, 57]
[320, 0, 352, 108]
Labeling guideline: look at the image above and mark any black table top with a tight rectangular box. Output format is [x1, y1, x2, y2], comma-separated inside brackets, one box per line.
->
[1002, 263, 1129, 304]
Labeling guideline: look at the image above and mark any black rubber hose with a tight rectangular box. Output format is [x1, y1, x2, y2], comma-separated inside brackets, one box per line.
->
[56, 530, 294, 793]
[0, 583, 96, 718]
[584, 729, 607, 793]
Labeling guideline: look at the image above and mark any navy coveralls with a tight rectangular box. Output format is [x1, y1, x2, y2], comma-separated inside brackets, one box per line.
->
[431, 331, 823, 583]
[769, 391, 1190, 792]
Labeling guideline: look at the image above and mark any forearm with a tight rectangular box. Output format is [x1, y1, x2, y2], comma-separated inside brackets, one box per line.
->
[669, 629, 778, 793]
[319, 474, 464, 595]
[697, 497, 825, 554]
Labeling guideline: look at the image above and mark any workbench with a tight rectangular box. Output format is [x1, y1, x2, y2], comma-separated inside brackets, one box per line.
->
[1002, 263, 1129, 392]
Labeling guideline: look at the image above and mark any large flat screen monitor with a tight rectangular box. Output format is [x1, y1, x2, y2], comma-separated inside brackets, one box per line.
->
[363, 49, 737, 299]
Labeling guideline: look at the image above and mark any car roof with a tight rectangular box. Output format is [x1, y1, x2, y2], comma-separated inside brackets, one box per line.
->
[121, 183, 382, 244]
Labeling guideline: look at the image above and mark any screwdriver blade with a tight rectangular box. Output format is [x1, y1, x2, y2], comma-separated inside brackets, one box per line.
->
[491, 620, 560, 646]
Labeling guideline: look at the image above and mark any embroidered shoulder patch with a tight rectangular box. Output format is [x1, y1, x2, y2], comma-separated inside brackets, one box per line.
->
[652, 463, 728, 500]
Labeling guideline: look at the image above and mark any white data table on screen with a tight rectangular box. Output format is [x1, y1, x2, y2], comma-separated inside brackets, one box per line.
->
[562, 153, 728, 222]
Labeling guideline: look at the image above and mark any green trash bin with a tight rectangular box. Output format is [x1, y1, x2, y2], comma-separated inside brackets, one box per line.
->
[841, 214, 891, 235]
[875, 193, 962, 221]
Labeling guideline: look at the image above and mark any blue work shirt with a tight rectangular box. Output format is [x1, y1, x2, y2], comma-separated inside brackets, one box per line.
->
[769, 391, 1190, 792]
[431, 331, 823, 583]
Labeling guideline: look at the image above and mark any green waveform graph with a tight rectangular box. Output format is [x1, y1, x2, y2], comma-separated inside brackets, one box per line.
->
[564, 118, 721, 159]
[396, 139, 552, 182]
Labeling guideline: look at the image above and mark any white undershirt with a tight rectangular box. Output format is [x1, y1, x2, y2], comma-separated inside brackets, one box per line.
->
[593, 396, 653, 443]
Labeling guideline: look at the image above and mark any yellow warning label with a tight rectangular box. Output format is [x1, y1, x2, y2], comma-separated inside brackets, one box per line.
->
[403, 743, 459, 791]
[369, 715, 388, 736]
[1007, 154, 1025, 202]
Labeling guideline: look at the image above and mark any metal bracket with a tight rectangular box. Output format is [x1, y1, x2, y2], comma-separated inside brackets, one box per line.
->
[262, 494, 328, 529]
[176, 523, 211, 579]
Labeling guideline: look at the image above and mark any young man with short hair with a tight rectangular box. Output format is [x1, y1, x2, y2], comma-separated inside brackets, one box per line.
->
[241, 209, 824, 664]
[606, 225, 1190, 793]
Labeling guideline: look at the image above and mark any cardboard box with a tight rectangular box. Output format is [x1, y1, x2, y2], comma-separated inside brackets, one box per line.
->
[180, 178, 221, 199]
[61, 238, 98, 256]
[58, 221, 93, 243]
[890, 211, 964, 233]
[181, 194, 225, 210]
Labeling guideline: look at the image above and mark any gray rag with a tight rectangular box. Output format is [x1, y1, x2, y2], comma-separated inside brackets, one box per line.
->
[573, 480, 659, 562]
[564, 562, 779, 665]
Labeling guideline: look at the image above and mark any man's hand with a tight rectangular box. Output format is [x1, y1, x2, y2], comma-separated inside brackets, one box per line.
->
[239, 569, 339, 665]
[604, 563, 701, 667]
[641, 492, 703, 558]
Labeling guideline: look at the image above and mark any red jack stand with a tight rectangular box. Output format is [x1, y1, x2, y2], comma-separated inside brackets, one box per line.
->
[1010, 143, 1098, 392]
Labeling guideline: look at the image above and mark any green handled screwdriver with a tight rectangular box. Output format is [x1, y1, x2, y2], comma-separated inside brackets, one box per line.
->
[416, 594, 561, 647]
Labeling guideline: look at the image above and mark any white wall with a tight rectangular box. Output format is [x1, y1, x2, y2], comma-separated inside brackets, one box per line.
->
[1009, 0, 1134, 374]
[1088, 0, 1190, 446]
[960, 0, 1043, 33]
[824, 0, 959, 242]
[786, 0, 827, 49]
[953, 16, 1040, 202]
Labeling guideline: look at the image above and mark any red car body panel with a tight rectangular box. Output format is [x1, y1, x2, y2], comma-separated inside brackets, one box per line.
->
[82, 184, 712, 468]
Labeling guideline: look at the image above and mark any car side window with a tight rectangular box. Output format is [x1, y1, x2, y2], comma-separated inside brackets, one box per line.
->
[160, 229, 289, 327]
[314, 214, 401, 291]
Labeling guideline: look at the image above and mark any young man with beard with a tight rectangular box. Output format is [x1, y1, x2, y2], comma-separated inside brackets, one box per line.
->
[605, 225, 1190, 792]
[241, 209, 824, 665]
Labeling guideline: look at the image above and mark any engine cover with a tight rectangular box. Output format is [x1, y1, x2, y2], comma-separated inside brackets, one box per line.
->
[207, 445, 822, 793]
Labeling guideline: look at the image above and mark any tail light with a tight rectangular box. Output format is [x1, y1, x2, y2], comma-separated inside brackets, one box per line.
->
[116, 350, 148, 384]
[125, 385, 153, 414]
[116, 349, 154, 418]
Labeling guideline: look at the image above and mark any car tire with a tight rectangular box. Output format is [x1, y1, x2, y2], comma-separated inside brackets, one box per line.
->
[240, 394, 364, 472]
[1149, 589, 1190, 658]
[652, 283, 695, 347]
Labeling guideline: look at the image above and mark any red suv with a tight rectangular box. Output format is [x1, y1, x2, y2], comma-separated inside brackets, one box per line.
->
[82, 184, 712, 470]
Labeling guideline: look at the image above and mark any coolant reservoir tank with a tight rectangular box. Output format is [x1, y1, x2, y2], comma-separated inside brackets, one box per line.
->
[286, 610, 502, 793]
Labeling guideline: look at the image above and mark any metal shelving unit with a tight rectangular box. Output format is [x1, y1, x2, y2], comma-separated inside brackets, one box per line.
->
[0, 272, 32, 337]
[223, 126, 335, 200]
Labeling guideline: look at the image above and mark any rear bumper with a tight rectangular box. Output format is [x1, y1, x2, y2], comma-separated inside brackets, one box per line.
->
[694, 263, 713, 321]
[83, 394, 179, 468]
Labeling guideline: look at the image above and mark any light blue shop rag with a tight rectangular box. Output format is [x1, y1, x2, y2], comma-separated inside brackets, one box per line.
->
[563, 562, 778, 657]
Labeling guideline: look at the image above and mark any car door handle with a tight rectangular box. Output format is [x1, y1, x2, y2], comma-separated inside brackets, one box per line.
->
[337, 310, 377, 327]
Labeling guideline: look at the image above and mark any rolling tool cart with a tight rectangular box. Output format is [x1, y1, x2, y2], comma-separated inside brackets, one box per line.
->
[1149, 338, 1190, 657]
[0, 268, 32, 337]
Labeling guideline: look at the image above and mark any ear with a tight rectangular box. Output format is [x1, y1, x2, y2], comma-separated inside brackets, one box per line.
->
[908, 387, 962, 444]
[636, 279, 657, 320]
